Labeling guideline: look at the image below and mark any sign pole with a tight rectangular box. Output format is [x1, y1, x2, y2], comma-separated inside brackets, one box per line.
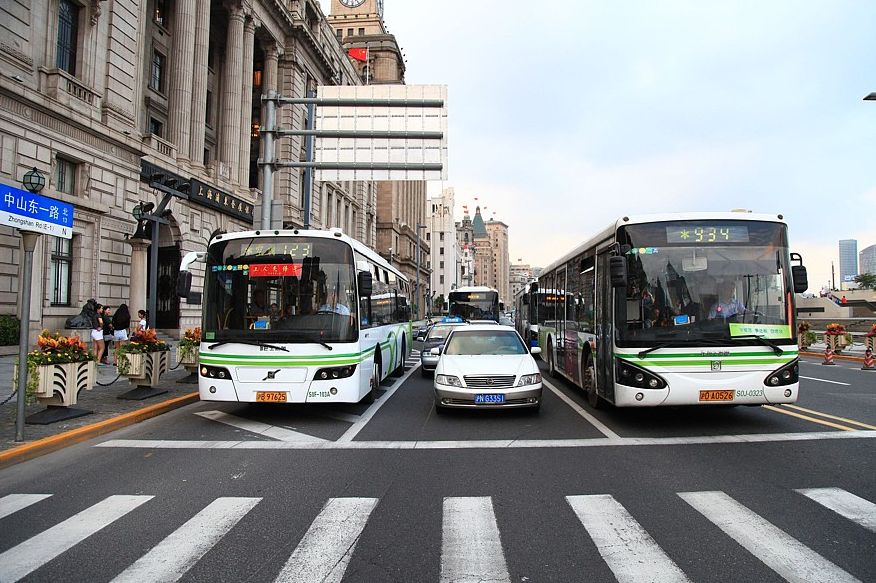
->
[302, 89, 316, 229]
[15, 231, 40, 442]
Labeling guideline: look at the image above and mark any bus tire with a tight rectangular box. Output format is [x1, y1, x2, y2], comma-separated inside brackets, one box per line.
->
[392, 337, 407, 377]
[582, 352, 603, 409]
[363, 360, 380, 404]
[547, 339, 558, 378]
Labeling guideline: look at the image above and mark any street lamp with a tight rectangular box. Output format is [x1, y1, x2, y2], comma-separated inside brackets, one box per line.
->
[22, 167, 45, 193]
[415, 224, 426, 320]
[864, 92, 876, 101]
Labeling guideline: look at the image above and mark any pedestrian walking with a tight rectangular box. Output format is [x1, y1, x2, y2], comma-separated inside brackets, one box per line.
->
[101, 305, 114, 364]
[91, 304, 106, 365]
[112, 304, 131, 357]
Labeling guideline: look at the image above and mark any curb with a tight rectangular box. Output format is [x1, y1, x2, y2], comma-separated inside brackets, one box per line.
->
[0, 392, 200, 470]
[799, 351, 866, 364]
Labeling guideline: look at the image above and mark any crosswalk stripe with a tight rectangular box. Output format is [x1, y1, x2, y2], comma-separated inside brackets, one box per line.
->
[0, 494, 52, 520]
[111, 497, 261, 583]
[0, 495, 153, 583]
[567, 494, 691, 583]
[679, 491, 862, 583]
[796, 488, 876, 533]
[274, 497, 377, 583]
[440, 497, 510, 583]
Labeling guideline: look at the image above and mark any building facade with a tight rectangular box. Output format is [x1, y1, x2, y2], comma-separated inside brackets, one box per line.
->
[510, 263, 532, 303]
[859, 244, 876, 276]
[427, 187, 460, 306]
[486, 219, 510, 306]
[838, 239, 858, 285]
[0, 0, 377, 339]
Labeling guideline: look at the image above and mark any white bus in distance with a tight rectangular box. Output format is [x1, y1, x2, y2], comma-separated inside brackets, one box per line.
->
[537, 212, 808, 408]
[447, 286, 501, 322]
[178, 228, 412, 404]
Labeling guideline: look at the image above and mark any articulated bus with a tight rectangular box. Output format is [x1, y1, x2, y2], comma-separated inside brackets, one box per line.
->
[448, 286, 501, 322]
[178, 228, 412, 404]
[537, 212, 808, 408]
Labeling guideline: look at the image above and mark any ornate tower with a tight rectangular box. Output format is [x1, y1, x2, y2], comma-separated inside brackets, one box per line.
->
[327, 0, 405, 84]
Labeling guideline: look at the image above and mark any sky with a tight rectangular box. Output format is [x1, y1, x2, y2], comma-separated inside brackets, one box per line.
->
[319, 1, 876, 290]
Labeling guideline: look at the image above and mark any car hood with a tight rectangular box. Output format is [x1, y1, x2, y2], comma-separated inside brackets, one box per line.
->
[437, 355, 536, 378]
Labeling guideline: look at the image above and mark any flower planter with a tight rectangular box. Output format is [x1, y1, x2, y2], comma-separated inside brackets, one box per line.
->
[34, 361, 96, 406]
[797, 333, 810, 350]
[866, 336, 875, 352]
[823, 333, 847, 352]
[121, 351, 169, 387]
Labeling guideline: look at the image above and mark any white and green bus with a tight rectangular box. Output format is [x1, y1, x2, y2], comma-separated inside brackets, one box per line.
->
[178, 228, 412, 404]
[537, 212, 809, 408]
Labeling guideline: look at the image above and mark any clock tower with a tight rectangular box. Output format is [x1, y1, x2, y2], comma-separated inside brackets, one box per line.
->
[327, 0, 404, 84]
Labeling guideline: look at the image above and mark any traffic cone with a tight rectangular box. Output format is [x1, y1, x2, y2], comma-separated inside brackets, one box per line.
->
[862, 348, 875, 371]
[822, 345, 835, 365]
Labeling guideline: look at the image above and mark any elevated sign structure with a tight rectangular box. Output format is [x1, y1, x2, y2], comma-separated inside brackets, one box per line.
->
[313, 84, 447, 182]
[0, 183, 74, 239]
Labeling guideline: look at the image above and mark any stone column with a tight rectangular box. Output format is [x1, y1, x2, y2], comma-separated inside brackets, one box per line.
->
[189, 0, 211, 167]
[263, 43, 279, 96]
[166, 0, 197, 161]
[127, 238, 150, 321]
[238, 19, 256, 187]
[220, 4, 245, 185]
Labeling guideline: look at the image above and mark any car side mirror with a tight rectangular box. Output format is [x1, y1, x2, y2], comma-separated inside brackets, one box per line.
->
[530, 346, 542, 355]
[610, 255, 628, 288]
[792, 265, 808, 294]
[430, 346, 442, 356]
[177, 271, 192, 298]
[357, 271, 373, 297]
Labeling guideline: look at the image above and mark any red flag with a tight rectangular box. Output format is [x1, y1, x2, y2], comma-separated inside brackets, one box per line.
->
[348, 48, 367, 62]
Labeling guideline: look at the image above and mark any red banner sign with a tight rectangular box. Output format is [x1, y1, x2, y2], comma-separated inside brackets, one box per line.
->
[248, 264, 303, 277]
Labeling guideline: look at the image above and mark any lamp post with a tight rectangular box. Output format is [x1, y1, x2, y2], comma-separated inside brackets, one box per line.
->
[415, 224, 426, 320]
[131, 201, 160, 331]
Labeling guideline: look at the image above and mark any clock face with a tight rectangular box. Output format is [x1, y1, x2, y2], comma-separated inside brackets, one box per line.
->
[339, 0, 365, 7]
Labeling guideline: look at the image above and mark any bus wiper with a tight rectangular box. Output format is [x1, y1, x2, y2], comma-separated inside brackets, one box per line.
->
[638, 342, 684, 359]
[637, 335, 754, 359]
[207, 340, 290, 352]
[723, 334, 784, 356]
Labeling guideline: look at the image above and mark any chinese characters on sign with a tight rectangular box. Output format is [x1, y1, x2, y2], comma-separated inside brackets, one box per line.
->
[0, 183, 74, 239]
[211, 264, 304, 278]
[189, 179, 254, 224]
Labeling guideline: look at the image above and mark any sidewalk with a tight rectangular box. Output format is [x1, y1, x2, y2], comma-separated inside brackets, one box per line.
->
[0, 343, 198, 453]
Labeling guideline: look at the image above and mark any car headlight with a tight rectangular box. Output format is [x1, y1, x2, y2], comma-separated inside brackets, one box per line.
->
[517, 373, 542, 386]
[435, 374, 462, 387]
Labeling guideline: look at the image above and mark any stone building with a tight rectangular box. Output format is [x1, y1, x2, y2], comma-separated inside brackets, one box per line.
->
[455, 208, 475, 288]
[328, 0, 430, 317]
[470, 206, 493, 293]
[0, 0, 377, 339]
[427, 187, 460, 305]
[485, 219, 510, 306]
[510, 263, 532, 303]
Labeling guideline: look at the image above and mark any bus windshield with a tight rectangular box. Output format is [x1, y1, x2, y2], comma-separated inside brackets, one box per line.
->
[616, 221, 794, 346]
[203, 236, 358, 343]
[448, 290, 500, 321]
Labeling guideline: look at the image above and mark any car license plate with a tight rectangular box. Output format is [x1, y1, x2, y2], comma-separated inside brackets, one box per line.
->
[256, 391, 287, 403]
[474, 394, 505, 404]
[699, 390, 735, 402]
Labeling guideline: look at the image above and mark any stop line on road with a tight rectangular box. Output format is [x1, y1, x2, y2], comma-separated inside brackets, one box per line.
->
[0, 487, 872, 582]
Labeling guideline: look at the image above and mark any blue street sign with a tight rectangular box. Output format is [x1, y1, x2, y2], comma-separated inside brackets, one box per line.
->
[0, 183, 74, 239]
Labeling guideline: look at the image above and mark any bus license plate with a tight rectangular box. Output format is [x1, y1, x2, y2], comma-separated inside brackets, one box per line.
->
[256, 391, 287, 403]
[699, 390, 735, 402]
[475, 394, 505, 404]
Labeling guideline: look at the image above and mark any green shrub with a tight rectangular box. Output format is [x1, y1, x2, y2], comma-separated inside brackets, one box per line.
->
[0, 314, 20, 346]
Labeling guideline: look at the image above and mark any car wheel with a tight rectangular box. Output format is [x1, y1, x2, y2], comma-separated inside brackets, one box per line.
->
[547, 339, 558, 378]
[362, 360, 380, 404]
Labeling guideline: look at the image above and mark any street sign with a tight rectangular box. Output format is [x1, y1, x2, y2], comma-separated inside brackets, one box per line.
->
[0, 183, 74, 239]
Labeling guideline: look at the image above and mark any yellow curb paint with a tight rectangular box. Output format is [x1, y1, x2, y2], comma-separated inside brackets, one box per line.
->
[783, 404, 876, 431]
[0, 392, 199, 470]
[800, 352, 866, 363]
[763, 405, 856, 432]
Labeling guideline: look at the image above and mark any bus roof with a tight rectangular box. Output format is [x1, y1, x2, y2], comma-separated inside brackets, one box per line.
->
[541, 211, 788, 275]
[449, 286, 499, 295]
[208, 228, 408, 282]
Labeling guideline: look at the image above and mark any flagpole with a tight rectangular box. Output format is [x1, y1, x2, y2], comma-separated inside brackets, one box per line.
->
[366, 45, 370, 85]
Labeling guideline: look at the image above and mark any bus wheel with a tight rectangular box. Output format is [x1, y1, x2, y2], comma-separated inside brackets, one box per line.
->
[583, 353, 602, 409]
[363, 360, 380, 404]
[547, 340, 558, 378]
[392, 338, 407, 377]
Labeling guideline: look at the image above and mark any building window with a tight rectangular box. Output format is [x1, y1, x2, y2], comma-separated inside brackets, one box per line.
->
[347, 28, 353, 37]
[149, 117, 164, 137]
[150, 50, 166, 93]
[439, 232, 444, 241]
[336, 28, 342, 40]
[440, 261, 444, 269]
[56, 0, 79, 75]
[440, 247, 444, 255]
[203, 148, 211, 164]
[358, 28, 365, 35]
[55, 156, 76, 195]
[205, 90, 213, 127]
[153, 0, 168, 26]
[440, 275, 444, 285]
[50, 236, 73, 306]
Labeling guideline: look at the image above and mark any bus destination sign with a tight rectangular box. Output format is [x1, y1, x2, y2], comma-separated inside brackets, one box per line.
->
[666, 225, 750, 244]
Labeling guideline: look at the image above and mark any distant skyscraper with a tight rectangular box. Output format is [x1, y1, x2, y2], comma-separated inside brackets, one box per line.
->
[838, 239, 858, 283]
[860, 244, 876, 276]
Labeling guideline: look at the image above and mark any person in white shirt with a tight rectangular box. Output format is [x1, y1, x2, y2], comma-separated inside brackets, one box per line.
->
[708, 282, 745, 319]
[318, 291, 351, 316]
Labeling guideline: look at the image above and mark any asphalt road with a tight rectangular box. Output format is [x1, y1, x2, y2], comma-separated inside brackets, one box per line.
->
[1, 347, 874, 582]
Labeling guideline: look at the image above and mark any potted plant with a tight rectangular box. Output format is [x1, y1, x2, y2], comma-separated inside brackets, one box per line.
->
[116, 328, 170, 386]
[13, 330, 96, 406]
[797, 321, 812, 349]
[824, 322, 848, 352]
[177, 327, 201, 373]
[866, 323, 876, 352]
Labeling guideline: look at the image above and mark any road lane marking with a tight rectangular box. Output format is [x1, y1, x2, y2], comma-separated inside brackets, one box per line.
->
[796, 488, 876, 533]
[336, 359, 419, 443]
[195, 411, 328, 442]
[0, 495, 153, 583]
[541, 378, 620, 439]
[783, 404, 876, 430]
[762, 406, 856, 431]
[800, 376, 851, 386]
[111, 497, 261, 583]
[0, 494, 52, 520]
[441, 497, 510, 583]
[274, 497, 377, 583]
[567, 494, 690, 583]
[95, 430, 876, 450]
[678, 491, 861, 583]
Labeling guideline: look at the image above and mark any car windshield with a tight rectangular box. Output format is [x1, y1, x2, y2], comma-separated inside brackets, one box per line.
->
[445, 330, 527, 355]
[426, 324, 462, 341]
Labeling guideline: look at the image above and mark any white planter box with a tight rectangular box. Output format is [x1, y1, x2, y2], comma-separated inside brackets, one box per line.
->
[177, 346, 198, 366]
[122, 351, 169, 386]
[35, 361, 96, 406]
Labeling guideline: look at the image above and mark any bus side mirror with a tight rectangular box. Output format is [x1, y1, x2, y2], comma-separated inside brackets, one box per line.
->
[530, 283, 539, 293]
[357, 271, 373, 297]
[522, 295, 529, 305]
[177, 271, 192, 298]
[609, 256, 628, 288]
[792, 265, 808, 294]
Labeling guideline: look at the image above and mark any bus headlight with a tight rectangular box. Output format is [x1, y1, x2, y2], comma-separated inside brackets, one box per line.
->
[764, 359, 799, 387]
[200, 364, 231, 379]
[616, 360, 666, 390]
[314, 365, 357, 380]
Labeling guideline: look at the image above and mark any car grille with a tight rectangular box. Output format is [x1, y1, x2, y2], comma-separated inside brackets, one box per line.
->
[463, 375, 516, 388]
